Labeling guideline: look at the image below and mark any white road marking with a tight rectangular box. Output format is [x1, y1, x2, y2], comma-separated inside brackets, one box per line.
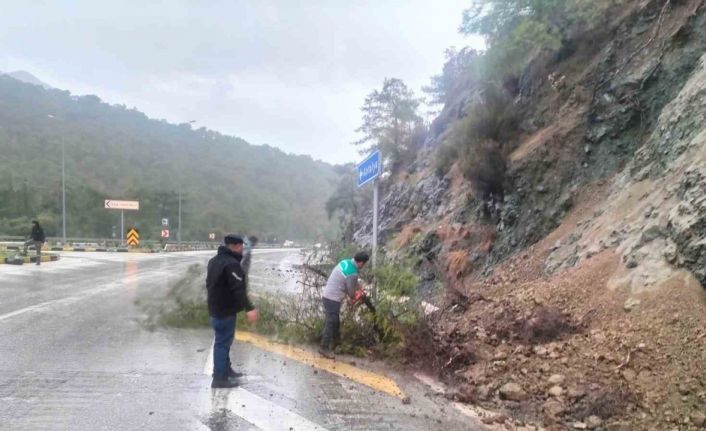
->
[216, 387, 327, 431]
[202, 342, 328, 431]
[0, 283, 123, 322]
[0, 252, 169, 278]
[193, 420, 212, 431]
[203, 339, 215, 375]
[0, 262, 173, 322]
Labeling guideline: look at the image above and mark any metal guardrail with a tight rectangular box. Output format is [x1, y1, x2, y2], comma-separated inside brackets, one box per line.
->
[0, 236, 217, 247]
[0, 236, 300, 252]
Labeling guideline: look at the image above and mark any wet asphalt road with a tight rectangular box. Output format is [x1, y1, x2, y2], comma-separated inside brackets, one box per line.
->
[0, 250, 484, 431]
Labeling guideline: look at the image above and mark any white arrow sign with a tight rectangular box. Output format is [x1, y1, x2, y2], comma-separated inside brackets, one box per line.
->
[104, 200, 139, 211]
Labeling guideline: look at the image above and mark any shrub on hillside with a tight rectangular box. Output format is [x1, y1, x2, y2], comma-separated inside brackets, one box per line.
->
[457, 83, 519, 144]
[461, 139, 506, 200]
[424, 47, 485, 107]
[461, 0, 615, 76]
[437, 83, 517, 195]
[434, 141, 460, 176]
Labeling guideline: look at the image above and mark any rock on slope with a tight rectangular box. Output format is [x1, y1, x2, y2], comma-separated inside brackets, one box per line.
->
[357, 1, 706, 429]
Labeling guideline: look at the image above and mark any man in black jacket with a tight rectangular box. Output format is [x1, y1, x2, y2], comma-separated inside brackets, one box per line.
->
[24, 220, 46, 266]
[206, 234, 259, 388]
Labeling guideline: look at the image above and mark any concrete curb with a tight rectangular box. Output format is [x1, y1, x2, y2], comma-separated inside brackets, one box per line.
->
[2, 247, 216, 256]
[47, 247, 159, 253]
[1, 253, 60, 265]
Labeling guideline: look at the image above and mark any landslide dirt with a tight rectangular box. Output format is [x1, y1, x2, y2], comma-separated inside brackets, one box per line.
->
[388, 2, 706, 429]
[427, 185, 706, 430]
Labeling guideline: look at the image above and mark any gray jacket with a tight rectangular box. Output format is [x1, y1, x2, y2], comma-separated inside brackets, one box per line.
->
[322, 258, 359, 303]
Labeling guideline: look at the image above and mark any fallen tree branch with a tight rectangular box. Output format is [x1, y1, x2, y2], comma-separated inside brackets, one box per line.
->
[295, 280, 324, 288]
[303, 264, 329, 279]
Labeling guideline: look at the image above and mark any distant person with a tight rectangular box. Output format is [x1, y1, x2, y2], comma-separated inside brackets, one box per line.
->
[206, 234, 259, 388]
[319, 251, 369, 359]
[25, 220, 46, 266]
[241, 235, 258, 275]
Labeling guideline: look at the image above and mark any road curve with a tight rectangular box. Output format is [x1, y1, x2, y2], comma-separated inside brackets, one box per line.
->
[0, 250, 484, 430]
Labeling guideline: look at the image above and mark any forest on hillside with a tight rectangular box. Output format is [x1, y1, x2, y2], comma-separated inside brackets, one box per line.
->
[0, 75, 337, 241]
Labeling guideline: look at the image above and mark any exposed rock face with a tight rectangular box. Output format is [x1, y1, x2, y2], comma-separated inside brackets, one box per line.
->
[353, 155, 450, 247]
[348, 4, 706, 429]
[545, 50, 706, 293]
[358, 3, 706, 296]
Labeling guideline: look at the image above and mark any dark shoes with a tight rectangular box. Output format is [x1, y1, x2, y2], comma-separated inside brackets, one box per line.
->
[212, 368, 244, 379]
[228, 368, 244, 379]
[211, 367, 244, 388]
[211, 378, 239, 388]
[318, 347, 335, 360]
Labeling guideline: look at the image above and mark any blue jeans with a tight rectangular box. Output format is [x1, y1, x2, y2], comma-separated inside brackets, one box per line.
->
[210, 316, 236, 380]
[320, 298, 341, 350]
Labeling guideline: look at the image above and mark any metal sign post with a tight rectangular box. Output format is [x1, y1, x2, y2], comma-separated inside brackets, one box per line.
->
[178, 185, 182, 244]
[61, 140, 66, 244]
[357, 150, 382, 298]
[104, 200, 139, 246]
[372, 180, 378, 269]
[120, 210, 124, 245]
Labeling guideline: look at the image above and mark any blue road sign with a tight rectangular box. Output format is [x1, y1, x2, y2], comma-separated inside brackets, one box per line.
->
[357, 150, 381, 187]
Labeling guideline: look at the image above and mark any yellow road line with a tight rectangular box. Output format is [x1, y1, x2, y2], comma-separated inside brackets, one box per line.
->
[235, 330, 405, 399]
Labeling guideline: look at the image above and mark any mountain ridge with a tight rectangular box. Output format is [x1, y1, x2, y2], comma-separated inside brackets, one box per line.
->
[0, 74, 337, 241]
[1, 70, 52, 89]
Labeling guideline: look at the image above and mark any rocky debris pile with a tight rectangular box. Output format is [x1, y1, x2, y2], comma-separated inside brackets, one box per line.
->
[351, 2, 706, 429]
[427, 245, 706, 430]
[544, 49, 706, 300]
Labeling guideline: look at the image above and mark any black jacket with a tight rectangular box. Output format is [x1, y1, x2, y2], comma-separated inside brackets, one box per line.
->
[31, 225, 45, 242]
[206, 246, 254, 318]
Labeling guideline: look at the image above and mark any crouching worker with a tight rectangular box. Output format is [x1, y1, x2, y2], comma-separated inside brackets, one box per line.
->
[206, 234, 259, 388]
[319, 251, 370, 359]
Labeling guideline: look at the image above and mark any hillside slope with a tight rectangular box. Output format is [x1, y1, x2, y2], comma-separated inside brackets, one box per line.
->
[1, 70, 52, 89]
[355, 1, 706, 429]
[0, 75, 336, 240]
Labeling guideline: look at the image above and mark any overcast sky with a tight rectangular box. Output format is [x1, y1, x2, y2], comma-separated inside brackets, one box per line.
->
[0, 0, 482, 164]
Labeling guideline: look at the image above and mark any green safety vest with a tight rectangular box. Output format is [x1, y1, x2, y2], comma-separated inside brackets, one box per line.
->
[338, 258, 358, 277]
